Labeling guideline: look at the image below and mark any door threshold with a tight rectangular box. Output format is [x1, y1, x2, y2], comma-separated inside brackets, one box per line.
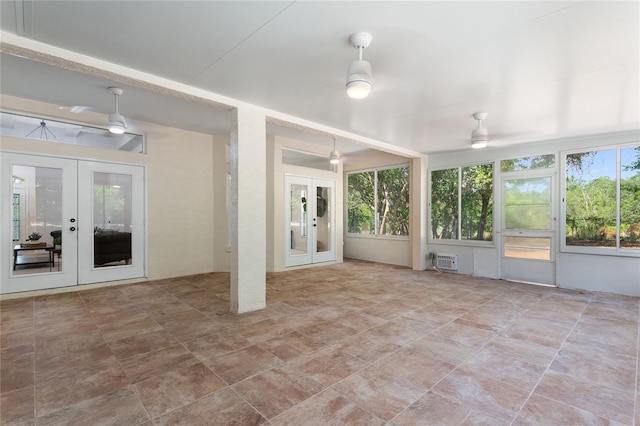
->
[503, 278, 556, 288]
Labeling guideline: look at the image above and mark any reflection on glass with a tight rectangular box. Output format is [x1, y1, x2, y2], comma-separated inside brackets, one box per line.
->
[431, 168, 459, 239]
[290, 184, 307, 255]
[377, 167, 410, 236]
[11, 165, 62, 276]
[504, 236, 551, 260]
[316, 186, 331, 253]
[501, 155, 555, 172]
[348, 171, 375, 234]
[565, 149, 616, 248]
[93, 172, 132, 267]
[621, 147, 640, 250]
[504, 178, 551, 230]
[461, 164, 493, 241]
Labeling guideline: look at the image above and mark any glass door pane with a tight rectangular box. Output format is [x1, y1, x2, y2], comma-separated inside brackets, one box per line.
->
[10, 165, 62, 276]
[504, 177, 551, 230]
[315, 185, 331, 253]
[290, 183, 308, 257]
[503, 236, 551, 260]
[93, 172, 133, 267]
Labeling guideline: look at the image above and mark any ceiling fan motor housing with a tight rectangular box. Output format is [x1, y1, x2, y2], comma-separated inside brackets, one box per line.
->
[471, 126, 489, 143]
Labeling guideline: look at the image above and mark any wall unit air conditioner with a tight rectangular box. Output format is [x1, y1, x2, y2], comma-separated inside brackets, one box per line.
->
[436, 253, 458, 271]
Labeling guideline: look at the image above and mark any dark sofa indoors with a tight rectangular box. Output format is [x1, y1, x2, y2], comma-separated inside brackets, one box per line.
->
[94, 230, 132, 266]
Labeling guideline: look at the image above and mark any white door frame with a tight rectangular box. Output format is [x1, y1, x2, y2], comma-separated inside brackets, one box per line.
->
[499, 169, 557, 286]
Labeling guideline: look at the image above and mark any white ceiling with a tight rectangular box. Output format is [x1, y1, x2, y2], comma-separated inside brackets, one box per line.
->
[0, 1, 638, 155]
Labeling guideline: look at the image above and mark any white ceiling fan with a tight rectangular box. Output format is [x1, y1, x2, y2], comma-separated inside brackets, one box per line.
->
[470, 111, 489, 149]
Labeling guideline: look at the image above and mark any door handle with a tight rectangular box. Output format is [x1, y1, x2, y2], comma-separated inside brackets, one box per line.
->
[70, 227, 76, 232]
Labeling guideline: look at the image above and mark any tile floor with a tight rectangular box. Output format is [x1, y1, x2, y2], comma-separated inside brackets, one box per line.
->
[1, 259, 638, 425]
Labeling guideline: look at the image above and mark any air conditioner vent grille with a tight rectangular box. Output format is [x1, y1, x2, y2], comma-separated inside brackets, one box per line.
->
[436, 253, 458, 271]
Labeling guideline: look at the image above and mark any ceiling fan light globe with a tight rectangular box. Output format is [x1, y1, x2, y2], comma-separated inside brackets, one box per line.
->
[471, 140, 487, 149]
[346, 82, 371, 99]
[108, 113, 127, 134]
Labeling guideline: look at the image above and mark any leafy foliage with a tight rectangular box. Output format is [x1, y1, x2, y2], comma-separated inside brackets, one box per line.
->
[565, 146, 640, 248]
[348, 167, 409, 236]
[431, 164, 493, 241]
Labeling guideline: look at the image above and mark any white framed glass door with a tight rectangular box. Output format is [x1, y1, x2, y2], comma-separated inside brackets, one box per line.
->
[1, 153, 78, 293]
[500, 172, 556, 285]
[1, 152, 145, 294]
[78, 161, 145, 285]
[285, 175, 335, 267]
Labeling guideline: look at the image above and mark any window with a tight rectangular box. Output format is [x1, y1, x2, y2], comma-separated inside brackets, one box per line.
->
[431, 163, 493, 241]
[347, 165, 409, 236]
[564, 145, 640, 253]
[0, 111, 144, 153]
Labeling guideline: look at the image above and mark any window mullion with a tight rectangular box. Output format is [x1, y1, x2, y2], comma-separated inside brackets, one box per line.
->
[458, 167, 462, 240]
[374, 170, 379, 235]
[616, 147, 621, 251]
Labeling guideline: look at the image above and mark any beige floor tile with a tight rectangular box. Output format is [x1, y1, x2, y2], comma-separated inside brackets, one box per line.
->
[134, 362, 226, 419]
[389, 391, 471, 425]
[513, 393, 622, 425]
[35, 357, 129, 417]
[461, 345, 547, 391]
[289, 345, 369, 387]
[432, 367, 530, 422]
[206, 344, 284, 385]
[257, 330, 325, 362]
[36, 385, 149, 425]
[270, 388, 384, 426]
[107, 329, 178, 360]
[0, 385, 34, 425]
[233, 367, 323, 419]
[534, 369, 634, 424]
[156, 388, 266, 425]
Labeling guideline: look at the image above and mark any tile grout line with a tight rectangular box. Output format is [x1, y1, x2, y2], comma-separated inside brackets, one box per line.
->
[384, 291, 509, 424]
[79, 288, 156, 424]
[508, 293, 593, 425]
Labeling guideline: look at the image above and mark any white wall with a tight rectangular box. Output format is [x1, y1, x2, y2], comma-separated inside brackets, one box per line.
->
[343, 149, 412, 267]
[427, 131, 640, 296]
[212, 136, 231, 272]
[1, 94, 223, 282]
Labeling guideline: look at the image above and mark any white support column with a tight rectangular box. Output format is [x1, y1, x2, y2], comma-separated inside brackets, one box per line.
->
[229, 106, 267, 313]
[411, 155, 428, 270]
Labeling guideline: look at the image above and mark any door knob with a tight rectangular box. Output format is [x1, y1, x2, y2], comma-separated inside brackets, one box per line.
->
[70, 227, 76, 232]
[70, 218, 76, 223]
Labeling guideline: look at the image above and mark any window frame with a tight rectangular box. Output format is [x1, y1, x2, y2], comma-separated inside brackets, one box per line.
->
[346, 163, 410, 239]
[1, 110, 146, 153]
[428, 161, 496, 246]
[560, 142, 640, 257]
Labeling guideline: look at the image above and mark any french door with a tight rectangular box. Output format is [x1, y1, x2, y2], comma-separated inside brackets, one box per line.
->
[500, 171, 556, 285]
[1, 152, 145, 294]
[285, 175, 335, 267]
